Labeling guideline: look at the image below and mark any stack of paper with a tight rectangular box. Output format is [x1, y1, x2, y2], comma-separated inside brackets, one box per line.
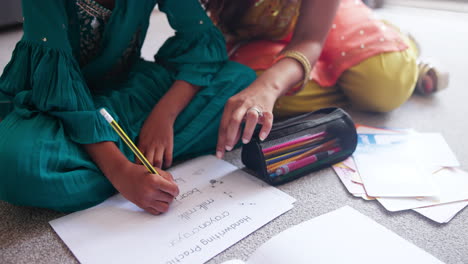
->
[50, 156, 296, 264]
[333, 125, 468, 223]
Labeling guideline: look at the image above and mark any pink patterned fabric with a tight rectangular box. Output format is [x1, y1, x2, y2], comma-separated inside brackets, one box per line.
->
[228, 0, 408, 87]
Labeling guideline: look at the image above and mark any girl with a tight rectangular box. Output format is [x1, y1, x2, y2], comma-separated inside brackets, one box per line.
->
[0, 0, 256, 214]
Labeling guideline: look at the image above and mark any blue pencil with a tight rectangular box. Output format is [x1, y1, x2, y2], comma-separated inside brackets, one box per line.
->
[269, 173, 279, 178]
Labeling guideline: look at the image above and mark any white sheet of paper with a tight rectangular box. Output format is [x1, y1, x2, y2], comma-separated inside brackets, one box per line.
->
[413, 200, 468, 223]
[50, 156, 295, 264]
[332, 158, 366, 195]
[353, 133, 459, 197]
[377, 168, 468, 211]
[356, 125, 413, 134]
[354, 154, 438, 197]
[233, 206, 443, 264]
[360, 133, 459, 168]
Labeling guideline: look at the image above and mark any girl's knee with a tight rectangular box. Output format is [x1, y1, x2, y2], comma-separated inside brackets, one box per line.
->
[0, 133, 113, 212]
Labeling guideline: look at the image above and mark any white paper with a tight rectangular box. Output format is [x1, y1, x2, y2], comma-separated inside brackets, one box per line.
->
[353, 133, 459, 197]
[332, 158, 367, 195]
[354, 154, 438, 197]
[358, 133, 459, 168]
[237, 206, 443, 264]
[356, 125, 414, 134]
[50, 156, 295, 264]
[413, 200, 468, 223]
[377, 168, 468, 211]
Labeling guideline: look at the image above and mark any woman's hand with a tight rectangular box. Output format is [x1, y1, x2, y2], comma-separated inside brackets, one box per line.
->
[216, 56, 311, 159]
[110, 161, 179, 215]
[138, 111, 174, 169]
[214, 0, 341, 159]
[216, 78, 279, 159]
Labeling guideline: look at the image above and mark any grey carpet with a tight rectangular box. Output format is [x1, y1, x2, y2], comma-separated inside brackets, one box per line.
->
[1, 5, 467, 264]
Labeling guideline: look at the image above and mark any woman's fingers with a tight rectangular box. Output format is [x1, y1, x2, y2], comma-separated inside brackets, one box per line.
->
[217, 92, 275, 159]
[216, 127, 226, 159]
[224, 106, 244, 151]
[216, 103, 234, 159]
[242, 108, 260, 144]
[258, 111, 274, 141]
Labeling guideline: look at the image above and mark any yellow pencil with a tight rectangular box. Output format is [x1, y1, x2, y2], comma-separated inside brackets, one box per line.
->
[267, 139, 338, 173]
[100, 108, 159, 175]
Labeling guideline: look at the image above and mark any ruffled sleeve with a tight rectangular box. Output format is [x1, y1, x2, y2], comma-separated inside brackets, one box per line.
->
[0, 0, 118, 144]
[154, 0, 228, 87]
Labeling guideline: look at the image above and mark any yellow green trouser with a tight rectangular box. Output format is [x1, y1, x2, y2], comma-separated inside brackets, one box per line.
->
[273, 35, 418, 116]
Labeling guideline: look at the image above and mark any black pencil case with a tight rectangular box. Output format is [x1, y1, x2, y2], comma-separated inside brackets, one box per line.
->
[241, 107, 357, 185]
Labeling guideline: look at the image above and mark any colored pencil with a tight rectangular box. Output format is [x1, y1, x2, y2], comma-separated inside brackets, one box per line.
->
[263, 136, 326, 159]
[275, 147, 341, 176]
[267, 139, 338, 173]
[100, 108, 159, 175]
[262, 131, 326, 154]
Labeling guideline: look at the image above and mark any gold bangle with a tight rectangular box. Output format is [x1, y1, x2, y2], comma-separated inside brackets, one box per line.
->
[274, 50, 312, 95]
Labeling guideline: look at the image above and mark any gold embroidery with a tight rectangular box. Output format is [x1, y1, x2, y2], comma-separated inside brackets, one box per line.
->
[76, 0, 139, 77]
[76, 0, 111, 20]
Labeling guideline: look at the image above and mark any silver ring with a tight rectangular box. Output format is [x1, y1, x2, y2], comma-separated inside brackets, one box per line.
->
[247, 107, 263, 118]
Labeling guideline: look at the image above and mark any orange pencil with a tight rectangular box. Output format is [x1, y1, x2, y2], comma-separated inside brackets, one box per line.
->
[264, 136, 326, 159]
[267, 139, 338, 173]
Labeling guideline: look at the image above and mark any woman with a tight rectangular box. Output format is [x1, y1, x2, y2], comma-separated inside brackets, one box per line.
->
[212, 0, 446, 159]
[0, 0, 256, 214]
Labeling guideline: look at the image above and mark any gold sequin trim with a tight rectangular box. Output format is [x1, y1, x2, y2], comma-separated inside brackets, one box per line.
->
[76, 0, 112, 20]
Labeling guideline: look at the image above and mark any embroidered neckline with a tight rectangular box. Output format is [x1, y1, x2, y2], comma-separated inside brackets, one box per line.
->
[76, 0, 112, 20]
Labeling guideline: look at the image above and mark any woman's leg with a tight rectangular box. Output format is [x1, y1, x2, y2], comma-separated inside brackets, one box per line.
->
[276, 41, 418, 115]
[337, 36, 418, 112]
[273, 78, 348, 117]
[229, 34, 417, 115]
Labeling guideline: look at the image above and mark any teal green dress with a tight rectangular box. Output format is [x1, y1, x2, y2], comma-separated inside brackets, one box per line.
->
[0, 0, 256, 212]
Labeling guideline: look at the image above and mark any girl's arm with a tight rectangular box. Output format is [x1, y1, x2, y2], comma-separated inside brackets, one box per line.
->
[216, 0, 341, 158]
[138, 81, 200, 168]
[84, 142, 180, 215]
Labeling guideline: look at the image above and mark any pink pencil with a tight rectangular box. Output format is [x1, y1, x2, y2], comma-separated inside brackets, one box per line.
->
[275, 147, 341, 176]
[263, 131, 327, 154]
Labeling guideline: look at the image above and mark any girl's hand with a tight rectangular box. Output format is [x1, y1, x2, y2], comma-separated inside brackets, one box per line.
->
[84, 142, 178, 215]
[110, 161, 179, 215]
[138, 111, 175, 169]
[216, 79, 279, 159]
[137, 80, 200, 168]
